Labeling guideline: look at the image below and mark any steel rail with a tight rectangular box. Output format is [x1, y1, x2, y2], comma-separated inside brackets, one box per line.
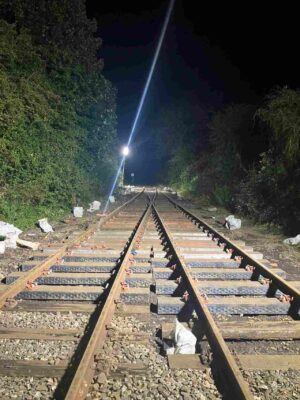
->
[166, 195, 300, 308]
[152, 204, 254, 400]
[0, 190, 145, 309]
[65, 193, 155, 400]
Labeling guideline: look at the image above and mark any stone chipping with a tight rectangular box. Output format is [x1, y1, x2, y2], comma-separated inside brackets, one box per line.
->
[0, 376, 58, 399]
[87, 315, 221, 400]
[0, 310, 89, 330]
[243, 369, 300, 400]
[0, 339, 76, 362]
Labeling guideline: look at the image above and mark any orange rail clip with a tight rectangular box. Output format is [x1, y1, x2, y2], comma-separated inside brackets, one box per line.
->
[4, 298, 18, 309]
[279, 294, 294, 303]
[200, 293, 208, 303]
[259, 278, 272, 285]
[121, 282, 129, 291]
[182, 291, 189, 302]
[26, 280, 37, 290]
[42, 268, 51, 275]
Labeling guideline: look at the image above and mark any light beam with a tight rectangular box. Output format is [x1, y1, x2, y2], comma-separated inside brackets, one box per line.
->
[104, 0, 175, 213]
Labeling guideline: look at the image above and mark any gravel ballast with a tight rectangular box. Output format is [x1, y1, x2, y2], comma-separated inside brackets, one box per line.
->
[0, 339, 76, 362]
[0, 310, 89, 330]
[0, 376, 58, 399]
[87, 315, 221, 400]
[244, 369, 300, 399]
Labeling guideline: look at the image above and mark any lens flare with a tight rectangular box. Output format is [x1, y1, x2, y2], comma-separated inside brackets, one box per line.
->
[122, 146, 130, 156]
[104, 0, 175, 213]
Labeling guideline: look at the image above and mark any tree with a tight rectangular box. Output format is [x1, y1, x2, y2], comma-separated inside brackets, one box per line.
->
[256, 87, 300, 167]
[0, 1, 117, 228]
[0, 0, 102, 70]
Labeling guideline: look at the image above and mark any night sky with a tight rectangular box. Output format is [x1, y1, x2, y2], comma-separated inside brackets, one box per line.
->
[86, 1, 299, 184]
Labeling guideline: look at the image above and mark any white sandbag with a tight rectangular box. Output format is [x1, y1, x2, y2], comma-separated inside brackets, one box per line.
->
[225, 215, 241, 230]
[109, 196, 115, 203]
[38, 218, 53, 233]
[166, 346, 175, 355]
[174, 319, 197, 354]
[73, 207, 83, 218]
[0, 221, 22, 249]
[283, 234, 300, 245]
[0, 241, 5, 254]
[87, 201, 101, 212]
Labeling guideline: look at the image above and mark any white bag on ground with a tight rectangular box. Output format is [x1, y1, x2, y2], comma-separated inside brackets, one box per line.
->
[38, 218, 53, 233]
[87, 201, 101, 212]
[174, 319, 197, 354]
[73, 207, 83, 218]
[283, 234, 300, 245]
[0, 221, 22, 249]
[109, 196, 115, 203]
[225, 215, 241, 230]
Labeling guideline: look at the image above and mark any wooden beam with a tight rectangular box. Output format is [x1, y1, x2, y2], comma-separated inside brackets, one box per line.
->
[0, 327, 83, 341]
[162, 320, 300, 341]
[2, 301, 96, 313]
[167, 354, 205, 369]
[0, 359, 68, 377]
[238, 355, 300, 370]
[219, 320, 300, 340]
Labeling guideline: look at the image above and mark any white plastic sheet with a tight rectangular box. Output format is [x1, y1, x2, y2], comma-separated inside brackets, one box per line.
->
[73, 207, 83, 218]
[87, 201, 101, 212]
[38, 218, 53, 233]
[284, 234, 300, 245]
[166, 319, 197, 355]
[225, 215, 242, 230]
[0, 221, 22, 249]
[0, 241, 5, 254]
[109, 196, 115, 203]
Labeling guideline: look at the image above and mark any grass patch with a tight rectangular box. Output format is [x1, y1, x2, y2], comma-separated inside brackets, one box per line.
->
[0, 200, 69, 230]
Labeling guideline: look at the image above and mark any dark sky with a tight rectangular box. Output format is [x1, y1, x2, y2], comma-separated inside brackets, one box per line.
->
[86, 1, 299, 184]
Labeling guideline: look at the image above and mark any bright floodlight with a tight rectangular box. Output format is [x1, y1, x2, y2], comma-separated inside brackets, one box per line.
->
[122, 146, 129, 156]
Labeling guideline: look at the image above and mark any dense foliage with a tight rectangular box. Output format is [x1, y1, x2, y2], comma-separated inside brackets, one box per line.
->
[155, 88, 300, 234]
[236, 88, 300, 233]
[0, 1, 117, 228]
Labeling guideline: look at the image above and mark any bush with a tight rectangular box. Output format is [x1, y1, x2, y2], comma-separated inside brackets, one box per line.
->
[236, 152, 300, 233]
[213, 185, 232, 207]
[235, 88, 300, 234]
[0, 19, 117, 228]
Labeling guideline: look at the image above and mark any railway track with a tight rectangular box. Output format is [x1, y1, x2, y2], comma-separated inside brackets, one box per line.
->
[0, 190, 299, 399]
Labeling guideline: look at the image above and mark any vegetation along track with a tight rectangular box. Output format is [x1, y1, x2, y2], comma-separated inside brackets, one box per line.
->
[0, 190, 299, 399]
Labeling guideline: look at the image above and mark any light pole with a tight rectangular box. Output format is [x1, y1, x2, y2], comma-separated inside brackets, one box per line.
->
[121, 146, 129, 186]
